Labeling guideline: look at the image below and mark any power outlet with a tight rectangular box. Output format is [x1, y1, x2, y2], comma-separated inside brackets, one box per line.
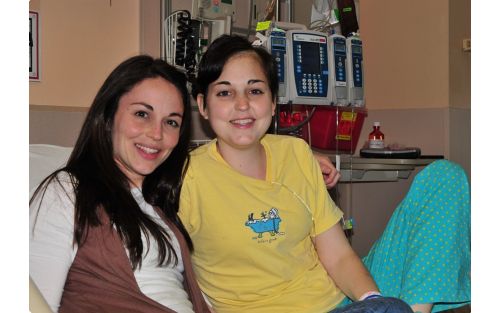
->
[462, 38, 471, 52]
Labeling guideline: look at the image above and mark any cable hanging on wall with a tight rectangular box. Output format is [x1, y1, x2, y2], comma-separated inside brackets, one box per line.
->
[164, 10, 198, 83]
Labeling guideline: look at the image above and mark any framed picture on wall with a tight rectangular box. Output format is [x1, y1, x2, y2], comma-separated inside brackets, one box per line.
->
[29, 11, 39, 81]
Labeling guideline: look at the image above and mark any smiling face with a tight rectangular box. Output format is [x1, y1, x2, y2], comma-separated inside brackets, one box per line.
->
[197, 52, 276, 152]
[112, 77, 184, 187]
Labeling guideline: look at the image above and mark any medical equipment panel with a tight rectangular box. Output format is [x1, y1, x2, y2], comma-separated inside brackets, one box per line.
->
[265, 30, 288, 104]
[286, 30, 332, 105]
[346, 36, 364, 106]
[328, 34, 348, 106]
[192, 0, 235, 19]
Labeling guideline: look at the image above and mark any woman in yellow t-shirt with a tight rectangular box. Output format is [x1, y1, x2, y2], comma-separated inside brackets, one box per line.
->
[180, 34, 470, 313]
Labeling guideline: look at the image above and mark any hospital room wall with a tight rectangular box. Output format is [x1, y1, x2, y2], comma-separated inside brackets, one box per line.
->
[358, 0, 471, 180]
[299, 1, 470, 257]
[350, 1, 470, 256]
[329, 0, 470, 256]
[30, 0, 470, 175]
[29, 0, 470, 257]
[294, 0, 470, 256]
[28, 0, 208, 147]
[29, 0, 143, 146]
[28, 0, 141, 108]
[146, 0, 471, 179]
[296, 0, 470, 178]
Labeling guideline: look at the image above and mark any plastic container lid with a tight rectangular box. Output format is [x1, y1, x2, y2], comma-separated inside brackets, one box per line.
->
[373, 122, 380, 127]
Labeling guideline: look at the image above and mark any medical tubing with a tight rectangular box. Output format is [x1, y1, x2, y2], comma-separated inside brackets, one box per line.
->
[270, 181, 315, 235]
[277, 106, 317, 134]
[183, 22, 197, 82]
[175, 10, 189, 66]
[175, 10, 197, 81]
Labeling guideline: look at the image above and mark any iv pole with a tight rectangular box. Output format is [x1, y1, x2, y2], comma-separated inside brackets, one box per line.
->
[160, 0, 172, 60]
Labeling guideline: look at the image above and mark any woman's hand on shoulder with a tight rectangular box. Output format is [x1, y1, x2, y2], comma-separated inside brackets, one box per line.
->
[312, 152, 341, 189]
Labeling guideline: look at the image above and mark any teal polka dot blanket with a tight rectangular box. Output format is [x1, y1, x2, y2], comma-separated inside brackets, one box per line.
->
[341, 160, 471, 311]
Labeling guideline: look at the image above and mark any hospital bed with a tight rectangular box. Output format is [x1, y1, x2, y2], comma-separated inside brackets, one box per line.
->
[29, 144, 73, 313]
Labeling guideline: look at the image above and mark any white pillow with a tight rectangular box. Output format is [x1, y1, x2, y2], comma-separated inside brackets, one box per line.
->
[29, 144, 73, 197]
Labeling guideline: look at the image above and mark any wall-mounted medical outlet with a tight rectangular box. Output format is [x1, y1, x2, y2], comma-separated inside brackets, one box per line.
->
[462, 38, 471, 52]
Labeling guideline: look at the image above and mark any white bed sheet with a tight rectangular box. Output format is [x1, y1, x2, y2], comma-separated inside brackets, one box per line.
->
[29, 144, 73, 196]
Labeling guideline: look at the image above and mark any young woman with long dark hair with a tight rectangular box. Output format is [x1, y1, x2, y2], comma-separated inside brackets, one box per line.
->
[30, 55, 210, 313]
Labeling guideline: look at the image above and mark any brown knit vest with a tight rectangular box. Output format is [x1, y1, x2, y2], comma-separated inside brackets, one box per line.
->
[59, 208, 210, 313]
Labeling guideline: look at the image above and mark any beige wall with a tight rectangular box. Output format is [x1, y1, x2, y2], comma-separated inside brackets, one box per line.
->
[449, 0, 471, 110]
[29, 0, 470, 256]
[292, 0, 470, 256]
[29, 0, 470, 170]
[295, 0, 470, 110]
[140, 0, 162, 58]
[293, 1, 471, 176]
[355, 0, 469, 255]
[358, 0, 470, 177]
[448, 0, 471, 178]
[361, 0, 449, 109]
[29, 0, 141, 109]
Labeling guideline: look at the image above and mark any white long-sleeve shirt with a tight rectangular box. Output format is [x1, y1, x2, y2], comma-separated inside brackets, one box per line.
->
[29, 173, 194, 313]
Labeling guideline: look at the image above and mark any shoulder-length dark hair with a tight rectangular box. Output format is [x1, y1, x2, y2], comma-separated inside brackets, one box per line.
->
[31, 55, 192, 269]
[192, 34, 278, 106]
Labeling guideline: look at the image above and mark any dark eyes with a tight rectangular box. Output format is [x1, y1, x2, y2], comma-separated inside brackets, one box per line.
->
[135, 110, 148, 118]
[215, 89, 264, 97]
[134, 110, 180, 128]
[165, 120, 180, 128]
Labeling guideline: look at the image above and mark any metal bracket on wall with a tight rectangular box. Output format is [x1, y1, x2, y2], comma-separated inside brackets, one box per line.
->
[340, 169, 412, 182]
[314, 152, 439, 183]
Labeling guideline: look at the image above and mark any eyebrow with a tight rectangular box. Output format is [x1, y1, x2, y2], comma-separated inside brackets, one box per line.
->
[131, 102, 183, 117]
[132, 102, 154, 111]
[214, 79, 266, 86]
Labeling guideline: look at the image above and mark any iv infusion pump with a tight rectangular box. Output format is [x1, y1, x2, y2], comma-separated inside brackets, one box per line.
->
[346, 36, 364, 106]
[328, 34, 348, 106]
[286, 30, 332, 106]
[266, 30, 288, 104]
[264, 29, 364, 106]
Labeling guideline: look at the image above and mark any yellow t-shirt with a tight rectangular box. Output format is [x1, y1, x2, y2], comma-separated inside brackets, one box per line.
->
[179, 135, 345, 313]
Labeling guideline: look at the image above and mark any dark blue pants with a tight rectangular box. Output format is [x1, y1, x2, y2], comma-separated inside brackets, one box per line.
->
[327, 297, 413, 313]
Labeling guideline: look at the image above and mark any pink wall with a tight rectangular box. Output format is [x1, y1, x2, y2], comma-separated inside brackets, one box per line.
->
[360, 0, 450, 109]
[29, 0, 141, 109]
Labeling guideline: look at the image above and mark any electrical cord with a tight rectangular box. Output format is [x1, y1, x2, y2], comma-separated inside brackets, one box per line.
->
[174, 10, 197, 82]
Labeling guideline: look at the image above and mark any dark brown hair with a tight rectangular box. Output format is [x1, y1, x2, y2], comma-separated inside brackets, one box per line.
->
[31, 55, 193, 269]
